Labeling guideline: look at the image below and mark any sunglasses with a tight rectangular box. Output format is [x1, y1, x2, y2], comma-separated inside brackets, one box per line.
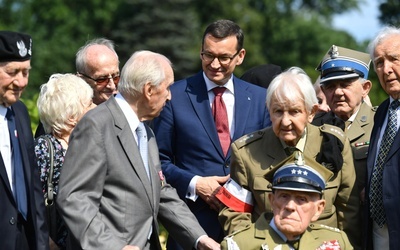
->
[78, 72, 120, 87]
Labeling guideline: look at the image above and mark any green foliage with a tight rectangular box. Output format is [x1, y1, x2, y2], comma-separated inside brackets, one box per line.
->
[378, 0, 400, 26]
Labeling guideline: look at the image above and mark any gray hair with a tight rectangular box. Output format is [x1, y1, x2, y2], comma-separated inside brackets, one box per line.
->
[368, 26, 400, 69]
[118, 50, 172, 99]
[37, 73, 93, 135]
[266, 66, 317, 113]
[75, 38, 118, 74]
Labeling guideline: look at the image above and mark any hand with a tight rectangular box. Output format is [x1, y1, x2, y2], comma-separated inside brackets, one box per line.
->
[196, 175, 230, 211]
[197, 236, 221, 250]
[122, 245, 141, 250]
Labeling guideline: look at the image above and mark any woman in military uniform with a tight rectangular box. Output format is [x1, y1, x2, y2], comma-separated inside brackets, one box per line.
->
[217, 67, 359, 248]
[220, 152, 353, 250]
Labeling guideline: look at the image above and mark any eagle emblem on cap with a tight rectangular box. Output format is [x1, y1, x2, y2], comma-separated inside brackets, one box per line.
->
[16, 40, 27, 57]
[329, 45, 339, 59]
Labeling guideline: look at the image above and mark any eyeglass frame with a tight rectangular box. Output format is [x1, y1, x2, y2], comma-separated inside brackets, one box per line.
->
[78, 72, 120, 86]
[200, 50, 241, 65]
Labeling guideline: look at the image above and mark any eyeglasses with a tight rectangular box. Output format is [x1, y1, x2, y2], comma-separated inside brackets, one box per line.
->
[200, 50, 240, 65]
[78, 72, 120, 86]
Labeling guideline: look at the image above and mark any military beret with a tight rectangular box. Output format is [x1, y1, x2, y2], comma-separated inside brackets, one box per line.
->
[316, 45, 371, 85]
[240, 64, 282, 89]
[0, 31, 32, 62]
[265, 151, 333, 194]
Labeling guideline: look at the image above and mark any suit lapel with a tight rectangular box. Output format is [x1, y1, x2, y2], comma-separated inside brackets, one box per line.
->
[304, 124, 322, 158]
[367, 99, 389, 179]
[346, 102, 373, 141]
[107, 98, 154, 207]
[232, 77, 252, 141]
[186, 72, 224, 157]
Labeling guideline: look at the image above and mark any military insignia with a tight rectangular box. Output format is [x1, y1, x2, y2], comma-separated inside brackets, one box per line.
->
[226, 237, 240, 250]
[316, 240, 341, 250]
[16, 40, 27, 57]
[329, 45, 339, 59]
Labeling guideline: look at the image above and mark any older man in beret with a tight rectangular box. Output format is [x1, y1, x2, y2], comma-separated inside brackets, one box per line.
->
[221, 152, 353, 250]
[0, 31, 48, 250]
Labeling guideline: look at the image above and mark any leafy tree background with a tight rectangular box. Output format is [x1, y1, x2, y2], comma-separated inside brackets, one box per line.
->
[1, 0, 396, 247]
[1, 0, 392, 132]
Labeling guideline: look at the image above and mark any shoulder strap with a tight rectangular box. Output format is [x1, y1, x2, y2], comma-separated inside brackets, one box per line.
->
[41, 136, 55, 205]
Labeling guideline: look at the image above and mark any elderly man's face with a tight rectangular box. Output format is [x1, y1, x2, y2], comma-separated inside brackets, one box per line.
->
[269, 96, 313, 146]
[0, 60, 30, 107]
[82, 45, 119, 105]
[374, 34, 400, 100]
[268, 190, 325, 240]
[322, 78, 371, 120]
[145, 61, 173, 119]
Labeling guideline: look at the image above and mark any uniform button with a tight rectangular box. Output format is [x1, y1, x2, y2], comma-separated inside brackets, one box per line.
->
[9, 217, 16, 225]
[225, 164, 229, 168]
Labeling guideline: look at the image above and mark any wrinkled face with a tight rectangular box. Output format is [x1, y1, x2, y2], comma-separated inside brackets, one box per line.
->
[373, 34, 400, 99]
[269, 190, 324, 240]
[146, 62, 173, 119]
[200, 34, 245, 85]
[0, 60, 31, 107]
[322, 78, 370, 120]
[269, 96, 313, 146]
[82, 45, 119, 105]
[315, 85, 330, 113]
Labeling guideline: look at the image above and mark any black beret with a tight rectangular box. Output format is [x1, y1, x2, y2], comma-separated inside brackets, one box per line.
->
[240, 64, 282, 89]
[0, 31, 32, 62]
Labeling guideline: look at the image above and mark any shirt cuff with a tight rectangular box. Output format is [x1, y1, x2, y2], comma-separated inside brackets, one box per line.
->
[194, 235, 208, 249]
[185, 175, 199, 201]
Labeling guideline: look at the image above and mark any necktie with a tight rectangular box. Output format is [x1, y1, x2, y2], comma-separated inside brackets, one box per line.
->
[212, 87, 230, 156]
[370, 100, 400, 227]
[6, 108, 28, 220]
[284, 146, 298, 156]
[136, 122, 150, 179]
[287, 239, 299, 250]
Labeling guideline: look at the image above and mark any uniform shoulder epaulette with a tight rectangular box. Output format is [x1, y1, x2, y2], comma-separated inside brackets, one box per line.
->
[319, 124, 346, 144]
[309, 223, 341, 232]
[234, 129, 266, 149]
[224, 223, 252, 238]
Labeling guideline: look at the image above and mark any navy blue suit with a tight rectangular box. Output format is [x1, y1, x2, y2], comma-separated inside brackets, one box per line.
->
[153, 71, 270, 248]
[365, 98, 400, 250]
[0, 101, 48, 250]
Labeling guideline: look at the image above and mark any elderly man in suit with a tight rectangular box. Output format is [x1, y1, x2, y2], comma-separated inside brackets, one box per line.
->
[57, 50, 219, 250]
[0, 31, 48, 249]
[221, 152, 353, 250]
[152, 19, 271, 249]
[364, 26, 400, 250]
[313, 46, 375, 250]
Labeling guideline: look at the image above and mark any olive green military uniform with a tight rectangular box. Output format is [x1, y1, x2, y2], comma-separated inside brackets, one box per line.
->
[219, 123, 360, 248]
[221, 213, 353, 250]
[344, 101, 375, 194]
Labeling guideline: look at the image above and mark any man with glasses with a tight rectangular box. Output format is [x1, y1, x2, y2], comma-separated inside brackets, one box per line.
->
[76, 37, 119, 105]
[152, 19, 271, 249]
[35, 38, 119, 137]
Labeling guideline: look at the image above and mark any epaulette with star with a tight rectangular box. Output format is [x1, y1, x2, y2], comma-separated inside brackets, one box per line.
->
[319, 124, 346, 144]
[233, 129, 266, 149]
[309, 223, 341, 232]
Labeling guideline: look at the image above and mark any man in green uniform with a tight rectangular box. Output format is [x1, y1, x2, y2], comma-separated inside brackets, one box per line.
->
[314, 45, 375, 250]
[221, 151, 353, 250]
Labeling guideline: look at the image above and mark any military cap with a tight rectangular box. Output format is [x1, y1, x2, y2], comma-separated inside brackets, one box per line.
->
[265, 151, 333, 194]
[0, 31, 32, 62]
[316, 45, 371, 84]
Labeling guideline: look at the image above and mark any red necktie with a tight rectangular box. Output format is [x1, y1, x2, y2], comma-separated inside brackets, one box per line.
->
[212, 87, 230, 156]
